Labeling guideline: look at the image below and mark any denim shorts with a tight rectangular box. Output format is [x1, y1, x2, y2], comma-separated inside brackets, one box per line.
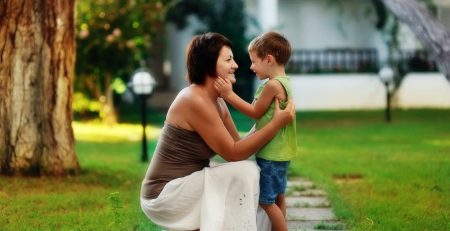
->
[256, 157, 290, 205]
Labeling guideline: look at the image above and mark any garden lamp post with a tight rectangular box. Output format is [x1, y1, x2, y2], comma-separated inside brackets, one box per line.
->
[378, 66, 394, 123]
[131, 69, 156, 162]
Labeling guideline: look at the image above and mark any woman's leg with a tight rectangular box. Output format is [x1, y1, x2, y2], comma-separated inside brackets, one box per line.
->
[202, 160, 260, 230]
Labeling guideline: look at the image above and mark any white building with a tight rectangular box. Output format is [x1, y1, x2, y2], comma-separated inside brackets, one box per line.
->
[160, 0, 450, 110]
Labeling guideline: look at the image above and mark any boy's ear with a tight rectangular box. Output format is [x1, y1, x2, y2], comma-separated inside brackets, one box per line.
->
[266, 54, 275, 65]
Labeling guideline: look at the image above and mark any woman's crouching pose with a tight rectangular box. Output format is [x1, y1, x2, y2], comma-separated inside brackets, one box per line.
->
[140, 32, 295, 231]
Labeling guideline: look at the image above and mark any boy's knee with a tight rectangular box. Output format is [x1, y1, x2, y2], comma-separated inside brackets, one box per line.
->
[259, 203, 276, 210]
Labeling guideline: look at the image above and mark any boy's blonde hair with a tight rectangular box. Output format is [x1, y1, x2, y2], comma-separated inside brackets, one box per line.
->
[248, 32, 291, 65]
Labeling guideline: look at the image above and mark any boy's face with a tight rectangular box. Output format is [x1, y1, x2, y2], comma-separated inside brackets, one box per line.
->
[249, 51, 269, 80]
[216, 46, 238, 84]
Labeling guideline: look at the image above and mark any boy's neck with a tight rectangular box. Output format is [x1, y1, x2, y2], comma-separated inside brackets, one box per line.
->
[267, 65, 287, 79]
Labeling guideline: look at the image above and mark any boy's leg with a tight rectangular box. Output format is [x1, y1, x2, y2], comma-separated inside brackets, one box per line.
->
[257, 158, 289, 230]
[275, 193, 287, 218]
[260, 203, 287, 231]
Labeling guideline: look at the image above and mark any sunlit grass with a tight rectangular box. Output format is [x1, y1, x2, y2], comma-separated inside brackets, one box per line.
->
[290, 109, 450, 231]
[1, 123, 162, 231]
[0, 109, 448, 230]
[72, 121, 161, 142]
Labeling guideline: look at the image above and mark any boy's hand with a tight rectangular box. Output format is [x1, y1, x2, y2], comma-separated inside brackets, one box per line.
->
[214, 76, 233, 99]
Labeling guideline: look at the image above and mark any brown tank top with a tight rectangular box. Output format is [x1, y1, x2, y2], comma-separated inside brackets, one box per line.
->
[140, 123, 215, 199]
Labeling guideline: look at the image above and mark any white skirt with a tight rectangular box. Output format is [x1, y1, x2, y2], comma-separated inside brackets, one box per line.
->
[141, 160, 270, 231]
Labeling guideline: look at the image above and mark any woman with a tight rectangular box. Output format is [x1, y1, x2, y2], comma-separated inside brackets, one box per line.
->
[140, 32, 294, 230]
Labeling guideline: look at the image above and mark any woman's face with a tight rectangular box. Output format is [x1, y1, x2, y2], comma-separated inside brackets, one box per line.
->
[216, 46, 238, 84]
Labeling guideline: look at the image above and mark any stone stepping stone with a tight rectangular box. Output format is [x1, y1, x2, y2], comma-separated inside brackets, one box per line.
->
[285, 177, 345, 230]
[287, 178, 316, 189]
[286, 196, 330, 208]
[288, 189, 327, 197]
[287, 220, 346, 230]
[286, 208, 336, 221]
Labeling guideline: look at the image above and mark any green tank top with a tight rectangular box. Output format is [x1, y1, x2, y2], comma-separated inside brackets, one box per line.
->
[254, 76, 297, 161]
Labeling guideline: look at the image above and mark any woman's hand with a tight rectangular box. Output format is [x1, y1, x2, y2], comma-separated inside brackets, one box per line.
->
[272, 98, 295, 127]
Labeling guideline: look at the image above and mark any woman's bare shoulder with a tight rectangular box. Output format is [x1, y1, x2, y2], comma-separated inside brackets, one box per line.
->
[172, 86, 208, 107]
[166, 86, 212, 128]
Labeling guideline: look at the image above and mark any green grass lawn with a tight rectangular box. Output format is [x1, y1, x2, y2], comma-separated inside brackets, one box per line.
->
[291, 109, 450, 230]
[0, 123, 161, 231]
[0, 109, 448, 230]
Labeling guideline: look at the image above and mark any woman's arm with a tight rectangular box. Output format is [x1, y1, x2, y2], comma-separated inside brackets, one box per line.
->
[218, 98, 240, 142]
[188, 96, 294, 161]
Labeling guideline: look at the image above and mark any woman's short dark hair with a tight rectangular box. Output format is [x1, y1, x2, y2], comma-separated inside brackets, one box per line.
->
[186, 32, 232, 84]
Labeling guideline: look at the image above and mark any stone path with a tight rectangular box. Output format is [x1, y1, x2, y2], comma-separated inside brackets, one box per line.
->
[284, 178, 346, 231]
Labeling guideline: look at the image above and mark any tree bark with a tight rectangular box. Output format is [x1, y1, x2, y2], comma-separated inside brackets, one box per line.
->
[0, 0, 79, 175]
[148, 22, 169, 89]
[103, 73, 117, 125]
[381, 0, 450, 81]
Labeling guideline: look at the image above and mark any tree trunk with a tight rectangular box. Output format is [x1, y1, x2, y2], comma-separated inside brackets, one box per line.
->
[381, 0, 450, 81]
[148, 22, 168, 89]
[0, 0, 79, 175]
[103, 73, 117, 125]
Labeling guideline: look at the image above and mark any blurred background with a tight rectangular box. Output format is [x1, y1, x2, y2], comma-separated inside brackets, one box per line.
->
[73, 0, 450, 124]
[1, 0, 449, 230]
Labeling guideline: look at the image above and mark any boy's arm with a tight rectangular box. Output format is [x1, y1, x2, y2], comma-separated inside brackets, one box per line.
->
[215, 77, 279, 119]
[252, 80, 285, 118]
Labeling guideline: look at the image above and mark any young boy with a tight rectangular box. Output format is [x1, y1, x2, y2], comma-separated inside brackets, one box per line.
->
[215, 32, 297, 231]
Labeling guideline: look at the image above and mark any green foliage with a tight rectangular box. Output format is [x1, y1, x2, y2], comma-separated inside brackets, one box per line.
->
[76, 0, 169, 78]
[165, 0, 213, 29]
[72, 92, 102, 116]
[110, 78, 127, 94]
[166, 0, 257, 101]
[75, 0, 172, 122]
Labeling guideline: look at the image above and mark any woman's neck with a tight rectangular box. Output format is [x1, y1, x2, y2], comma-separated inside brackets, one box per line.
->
[192, 76, 220, 101]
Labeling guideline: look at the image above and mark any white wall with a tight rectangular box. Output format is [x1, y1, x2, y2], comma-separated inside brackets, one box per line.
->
[397, 73, 450, 108]
[290, 73, 450, 111]
[277, 0, 382, 49]
[245, 0, 424, 62]
[290, 74, 385, 110]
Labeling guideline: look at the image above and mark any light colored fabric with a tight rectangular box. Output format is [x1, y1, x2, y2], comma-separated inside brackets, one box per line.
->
[141, 160, 264, 231]
[254, 76, 297, 161]
[256, 206, 271, 231]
